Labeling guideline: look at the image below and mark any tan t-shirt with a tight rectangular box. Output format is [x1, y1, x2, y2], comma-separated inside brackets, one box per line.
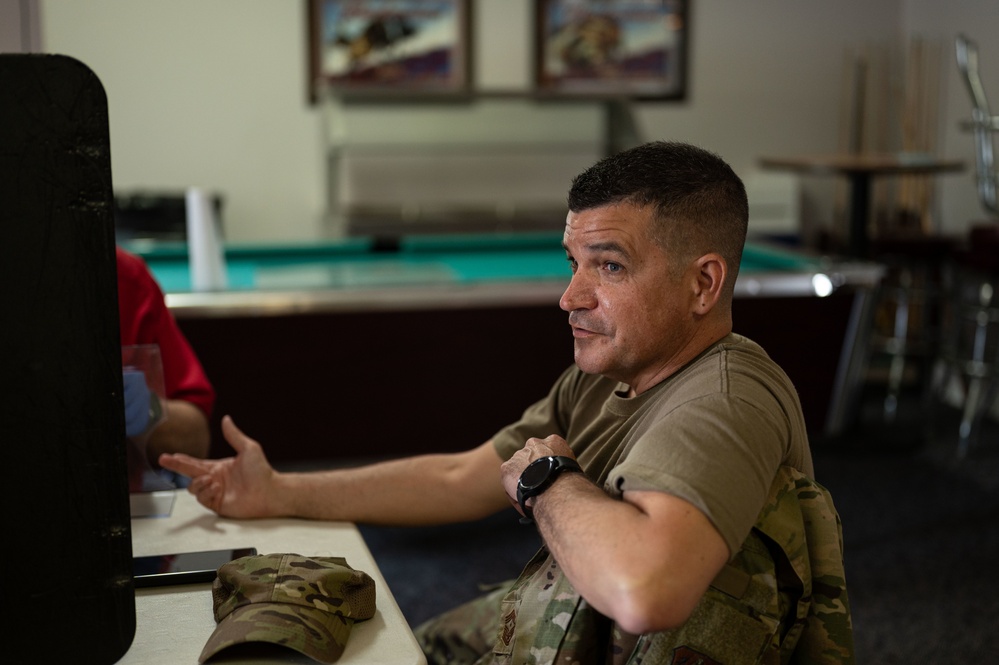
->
[492, 333, 813, 555]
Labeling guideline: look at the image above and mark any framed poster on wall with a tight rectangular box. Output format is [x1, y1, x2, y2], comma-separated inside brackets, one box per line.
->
[307, 0, 471, 101]
[535, 0, 688, 100]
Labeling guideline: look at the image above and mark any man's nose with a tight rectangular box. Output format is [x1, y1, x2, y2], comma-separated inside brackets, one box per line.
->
[560, 272, 593, 312]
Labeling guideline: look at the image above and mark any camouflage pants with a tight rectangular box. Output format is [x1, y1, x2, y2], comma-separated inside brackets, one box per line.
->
[414, 583, 511, 665]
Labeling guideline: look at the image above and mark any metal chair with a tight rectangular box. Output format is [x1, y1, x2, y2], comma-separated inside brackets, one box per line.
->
[956, 34, 998, 216]
[939, 35, 999, 456]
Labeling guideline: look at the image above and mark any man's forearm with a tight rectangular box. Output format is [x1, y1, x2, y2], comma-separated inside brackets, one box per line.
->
[271, 445, 511, 525]
[531, 475, 727, 634]
[531, 474, 647, 617]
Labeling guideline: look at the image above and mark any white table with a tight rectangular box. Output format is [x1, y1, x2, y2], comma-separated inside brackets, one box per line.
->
[122, 491, 426, 664]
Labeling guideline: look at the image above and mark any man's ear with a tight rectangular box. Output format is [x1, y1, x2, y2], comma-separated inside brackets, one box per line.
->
[691, 253, 727, 313]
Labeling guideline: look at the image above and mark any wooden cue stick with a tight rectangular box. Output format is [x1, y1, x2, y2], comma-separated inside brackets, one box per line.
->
[919, 38, 942, 233]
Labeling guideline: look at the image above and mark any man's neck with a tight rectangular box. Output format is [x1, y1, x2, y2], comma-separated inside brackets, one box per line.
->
[626, 326, 733, 397]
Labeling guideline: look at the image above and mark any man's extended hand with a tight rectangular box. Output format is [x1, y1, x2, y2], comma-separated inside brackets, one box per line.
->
[158, 415, 277, 518]
[500, 434, 576, 517]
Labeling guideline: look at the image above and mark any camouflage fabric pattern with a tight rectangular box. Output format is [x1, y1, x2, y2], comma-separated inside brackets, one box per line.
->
[199, 553, 376, 664]
[491, 549, 615, 665]
[416, 466, 854, 664]
[416, 583, 509, 665]
[757, 466, 855, 664]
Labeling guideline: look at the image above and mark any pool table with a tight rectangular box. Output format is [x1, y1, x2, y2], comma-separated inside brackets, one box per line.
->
[126, 232, 883, 463]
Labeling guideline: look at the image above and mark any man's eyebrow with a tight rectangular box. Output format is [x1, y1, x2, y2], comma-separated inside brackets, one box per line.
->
[587, 241, 627, 254]
[564, 240, 629, 258]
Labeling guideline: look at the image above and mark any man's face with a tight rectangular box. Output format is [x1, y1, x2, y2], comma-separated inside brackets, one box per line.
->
[560, 201, 698, 394]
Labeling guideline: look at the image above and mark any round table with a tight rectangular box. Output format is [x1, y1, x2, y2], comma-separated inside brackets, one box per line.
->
[760, 152, 965, 257]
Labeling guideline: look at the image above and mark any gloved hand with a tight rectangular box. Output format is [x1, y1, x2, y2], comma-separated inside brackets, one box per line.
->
[123, 369, 153, 438]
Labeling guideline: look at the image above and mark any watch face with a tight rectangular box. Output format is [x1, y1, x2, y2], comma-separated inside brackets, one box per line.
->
[520, 456, 555, 490]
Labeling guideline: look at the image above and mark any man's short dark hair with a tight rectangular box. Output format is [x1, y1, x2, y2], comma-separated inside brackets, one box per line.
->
[568, 141, 749, 289]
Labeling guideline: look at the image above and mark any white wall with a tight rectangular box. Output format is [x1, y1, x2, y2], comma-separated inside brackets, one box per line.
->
[37, 0, 326, 241]
[30, 0, 999, 243]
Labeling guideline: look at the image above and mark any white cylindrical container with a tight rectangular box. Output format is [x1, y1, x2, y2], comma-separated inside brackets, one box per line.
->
[185, 187, 228, 291]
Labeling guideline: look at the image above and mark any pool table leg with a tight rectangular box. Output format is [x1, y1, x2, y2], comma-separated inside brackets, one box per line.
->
[824, 285, 880, 437]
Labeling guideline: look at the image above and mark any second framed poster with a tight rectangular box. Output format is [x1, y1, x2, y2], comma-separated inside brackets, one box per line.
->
[535, 0, 688, 99]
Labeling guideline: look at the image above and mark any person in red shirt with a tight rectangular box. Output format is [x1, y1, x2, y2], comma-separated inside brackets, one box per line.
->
[117, 247, 215, 486]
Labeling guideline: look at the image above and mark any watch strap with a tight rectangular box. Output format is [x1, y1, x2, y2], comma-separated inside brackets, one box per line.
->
[517, 455, 582, 524]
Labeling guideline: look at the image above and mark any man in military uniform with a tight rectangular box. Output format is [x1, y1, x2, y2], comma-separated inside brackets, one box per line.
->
[162, 141, 854, 664]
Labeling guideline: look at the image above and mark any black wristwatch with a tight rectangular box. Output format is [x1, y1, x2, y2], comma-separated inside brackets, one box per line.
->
[517, 455, 583, 524]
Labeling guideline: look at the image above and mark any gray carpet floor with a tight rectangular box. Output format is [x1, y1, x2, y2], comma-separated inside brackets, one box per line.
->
[811, 396, 999, 662]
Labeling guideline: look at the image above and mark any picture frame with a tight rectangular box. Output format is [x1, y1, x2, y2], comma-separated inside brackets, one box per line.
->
[307, 0, 471, 101]
[534, 0, 688, 100]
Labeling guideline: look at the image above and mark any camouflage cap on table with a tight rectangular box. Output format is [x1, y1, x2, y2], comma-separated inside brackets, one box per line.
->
[199, 553, 376, 664]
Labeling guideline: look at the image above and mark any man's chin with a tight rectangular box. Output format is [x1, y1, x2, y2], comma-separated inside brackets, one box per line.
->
[572, 351, 605, 376]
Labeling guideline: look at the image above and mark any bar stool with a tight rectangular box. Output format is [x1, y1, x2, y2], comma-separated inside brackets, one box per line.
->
[938, 227, 999, 457]
[866, 235, 955, 425]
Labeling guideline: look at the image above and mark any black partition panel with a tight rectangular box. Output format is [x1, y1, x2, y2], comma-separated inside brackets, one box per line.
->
[0, 54, 135, 663]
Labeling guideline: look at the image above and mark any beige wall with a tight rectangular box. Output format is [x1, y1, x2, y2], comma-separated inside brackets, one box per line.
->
[903, 0, 999, 229]
[26, 0, 999, 242]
